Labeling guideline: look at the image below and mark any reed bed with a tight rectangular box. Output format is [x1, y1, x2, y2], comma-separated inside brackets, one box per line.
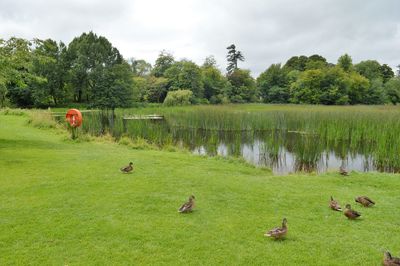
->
[54, 104, 400, 172]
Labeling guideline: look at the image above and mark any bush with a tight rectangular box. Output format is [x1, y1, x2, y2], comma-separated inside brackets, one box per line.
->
[163, 89, 193, 106]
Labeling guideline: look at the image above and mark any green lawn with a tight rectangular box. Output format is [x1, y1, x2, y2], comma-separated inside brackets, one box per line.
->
[1, 113, 399, 265]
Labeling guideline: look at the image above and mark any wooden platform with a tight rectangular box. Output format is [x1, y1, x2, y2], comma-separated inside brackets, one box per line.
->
[122, 114, 164, 120]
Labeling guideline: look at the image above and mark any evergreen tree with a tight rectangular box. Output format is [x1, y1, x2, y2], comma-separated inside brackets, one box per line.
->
[226, 44, 244, 74]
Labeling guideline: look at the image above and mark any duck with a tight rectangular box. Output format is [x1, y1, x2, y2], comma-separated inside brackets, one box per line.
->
[120, 162, 134, 173]
[339, 166, 348, 176]
[344, 204, 361, 220]
[329, 196, 342, 211]
[355, 196, 375, 207]
[383, 251, 400, 266]
[264, 218, 288, 239]
[178, 195, 195, 213]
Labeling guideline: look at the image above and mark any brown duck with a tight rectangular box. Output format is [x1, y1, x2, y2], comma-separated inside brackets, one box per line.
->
[329, 196, 342, 211]
[383, 251, 400, 266]
[355, 196, 375, 207]
[120, 162, 134, 173]
[344, 204, 361, 219]
[339, 166, 348, 176]
[178, 195, 195, 213]
[264, 218, 288, 239]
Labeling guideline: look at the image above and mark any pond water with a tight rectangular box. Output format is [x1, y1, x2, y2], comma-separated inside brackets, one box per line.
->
[169, 129, 377, 174]
[67, 110, 399, 175]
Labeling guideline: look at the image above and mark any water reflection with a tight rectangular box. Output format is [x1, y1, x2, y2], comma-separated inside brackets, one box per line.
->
[180, 130, 377, 174]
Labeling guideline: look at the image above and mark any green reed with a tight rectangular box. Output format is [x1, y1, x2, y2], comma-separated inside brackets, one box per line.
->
[56, 104, 400, 172]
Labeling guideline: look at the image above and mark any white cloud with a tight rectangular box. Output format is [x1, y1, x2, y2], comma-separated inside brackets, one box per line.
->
[0, 0, 399, 76]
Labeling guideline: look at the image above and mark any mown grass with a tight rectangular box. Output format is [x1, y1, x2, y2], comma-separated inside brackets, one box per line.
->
[1, 113, 400, 265]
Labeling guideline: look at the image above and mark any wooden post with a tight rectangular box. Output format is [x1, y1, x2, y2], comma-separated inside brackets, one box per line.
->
[123, 118, 127, 133]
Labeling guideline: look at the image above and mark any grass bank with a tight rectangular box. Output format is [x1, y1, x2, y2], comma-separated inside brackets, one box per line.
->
[0, 113, 399, 265]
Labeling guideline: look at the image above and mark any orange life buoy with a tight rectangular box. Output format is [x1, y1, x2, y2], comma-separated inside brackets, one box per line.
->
[65, 109, 83, 128]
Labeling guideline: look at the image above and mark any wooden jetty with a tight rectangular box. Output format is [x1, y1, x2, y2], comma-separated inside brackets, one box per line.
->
[122, 114, 164, 132]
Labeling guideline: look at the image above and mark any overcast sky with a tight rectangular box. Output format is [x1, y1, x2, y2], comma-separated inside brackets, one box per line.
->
[1, 0, 399, 76]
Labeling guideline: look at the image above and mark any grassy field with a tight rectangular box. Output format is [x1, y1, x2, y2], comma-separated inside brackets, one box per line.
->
[1, 112, 400, 265]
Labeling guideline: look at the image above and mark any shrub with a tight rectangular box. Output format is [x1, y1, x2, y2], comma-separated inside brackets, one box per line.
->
[163, 89, 193, 106]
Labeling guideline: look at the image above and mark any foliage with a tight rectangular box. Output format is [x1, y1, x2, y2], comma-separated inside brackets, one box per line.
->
[163, 89, 193, 106]
[337, 54, 353, 72]
[384, 77, 400, 104]
[164, 60, 204, 99]
[355, 60, 383, 81]
[227, 69, 258, 103]
[257, 64, 288, 103]
[66, 31, 125, 104]
[152, 50, 175, 77]
[129, 58, 152, 77]
[201, 64, 228, 102]
[90, 62, 133, 110]
[226, 44, 244, 74]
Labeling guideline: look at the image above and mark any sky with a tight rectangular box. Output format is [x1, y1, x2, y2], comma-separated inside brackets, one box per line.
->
[1, 0, 399, 76]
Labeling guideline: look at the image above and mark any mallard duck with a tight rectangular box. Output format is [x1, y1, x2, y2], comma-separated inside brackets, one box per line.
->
[383, 251, 400, 266]
[329, 196, 342, 211]
[339, 166, 348, 176]
[355, 196, 375, 207]
[264, 218, 288, 239]
[344, 204, 361, 219]
[120, 162, 134, 173]
[178, 195, 195, 213]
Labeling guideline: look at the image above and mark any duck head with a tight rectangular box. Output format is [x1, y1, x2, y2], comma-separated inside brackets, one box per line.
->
[282, 218, 287, 226]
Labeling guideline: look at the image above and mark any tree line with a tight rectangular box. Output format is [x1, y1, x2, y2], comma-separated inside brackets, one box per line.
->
[1, 31, 400, 109]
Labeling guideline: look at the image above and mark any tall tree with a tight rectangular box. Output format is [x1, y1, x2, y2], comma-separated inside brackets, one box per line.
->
[354, 60, 383, 81]
[226, 44, 244, 74]
[380, 64, 394, 83]
[164, 60, 204, 99]
[1, 37, 46, 107]
[337, 54, 353, 72]
[227, 69, 258, 103]
[257, 64, 288, 103]
[201, 63, 228, 103]
[32, 39, 69, 107]
[66, 31, 124, 103]
[152, 50, 175, 77]
[128, 58, 152, 77]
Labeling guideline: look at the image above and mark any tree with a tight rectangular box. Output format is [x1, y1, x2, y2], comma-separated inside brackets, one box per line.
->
[142, 76, 169, 103]
[66, 31, 124, 103]
[164, 60, 204, 99]
[201, 63, 228, 103]
[91, 61, 133, 110]
[380, 64, 394, 83]
[152, 50, 174, 77]
[1, 37, 46, 107]
[355, 60, 383, 81]
[283, 55, 309, 72]
[31, 39, 69, 107]
[384, 77, 400, 104]
[202, 55, 217, 68]
[346, 72, 370, 104]
[257, 64, 288, 103]
[129, 58, 152, 77]
[305, 54, 328, 70]
[337, 54, 353, 72]
[290, 67, 353, 105]
[226, 44, 244, 74]
[227, 69, 258, 103]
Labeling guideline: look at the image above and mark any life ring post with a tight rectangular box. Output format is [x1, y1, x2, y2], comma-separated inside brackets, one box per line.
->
[65, 109, 83, 139]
